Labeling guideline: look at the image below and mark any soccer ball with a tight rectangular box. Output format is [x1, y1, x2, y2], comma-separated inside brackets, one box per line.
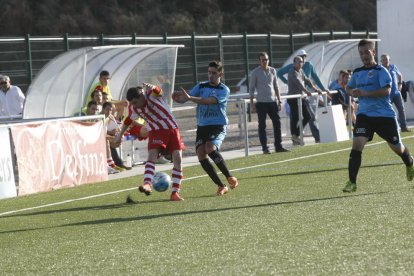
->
[152, 172, 172, 192]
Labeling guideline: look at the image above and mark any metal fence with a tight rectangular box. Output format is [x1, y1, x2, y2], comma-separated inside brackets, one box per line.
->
[0, 30, 376, 93]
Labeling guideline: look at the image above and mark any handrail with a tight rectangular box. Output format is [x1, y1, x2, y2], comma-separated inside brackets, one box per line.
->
[231, 90, 353, 156]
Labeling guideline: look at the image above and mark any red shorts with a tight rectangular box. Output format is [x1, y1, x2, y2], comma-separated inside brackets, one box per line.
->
[148, 128, 185, 154]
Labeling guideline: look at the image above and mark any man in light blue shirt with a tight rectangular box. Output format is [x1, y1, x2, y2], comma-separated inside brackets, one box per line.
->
[175, 60, 239, 196]
[342, 39, 414, 193]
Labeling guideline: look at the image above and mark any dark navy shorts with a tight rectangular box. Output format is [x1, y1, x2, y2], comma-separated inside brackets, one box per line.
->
[353, 114, 401, 145]
[196, 125, 227, 150]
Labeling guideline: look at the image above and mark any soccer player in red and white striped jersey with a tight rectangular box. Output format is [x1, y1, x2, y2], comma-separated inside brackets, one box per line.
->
[115, 83, 185, 201]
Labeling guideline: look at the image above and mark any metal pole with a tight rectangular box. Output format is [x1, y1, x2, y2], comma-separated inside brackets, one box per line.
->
[191, 32, 198, 85]
[243, 32, 251, 122]
[132, 33, 137, 45]
[347, 96, 353, 138]
[298, 96, 304, 146]
[99, 33, 104, 46]
[25, 34, 33, 83]
[63, 33, 69, 51]
[218, 32, 224, 82]
[241, 99, 249, 156]
[289, 30, 295, 54]
[267, 32, 272, 65]
[163, 32, 168, 44]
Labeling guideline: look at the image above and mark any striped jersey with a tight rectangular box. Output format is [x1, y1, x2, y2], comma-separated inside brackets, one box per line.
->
[124, 87, 178, 131]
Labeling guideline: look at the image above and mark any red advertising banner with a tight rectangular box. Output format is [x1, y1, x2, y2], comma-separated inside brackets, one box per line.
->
[10, 120, 108, 195]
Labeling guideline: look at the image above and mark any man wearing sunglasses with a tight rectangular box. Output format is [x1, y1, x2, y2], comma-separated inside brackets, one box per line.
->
[0, 75, 25, 118]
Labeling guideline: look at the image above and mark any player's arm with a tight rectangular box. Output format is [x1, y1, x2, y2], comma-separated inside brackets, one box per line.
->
[350, 85, 391, 98]
[177, 87, 217, 104]
[143, 83, 163, 97]
[186, 94, 217, 104]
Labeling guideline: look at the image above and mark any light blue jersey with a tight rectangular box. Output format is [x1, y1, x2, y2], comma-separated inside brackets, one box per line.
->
[189, 81, 229, 126]
[347, 65, 394, 117]
[388, 64, 401, 99]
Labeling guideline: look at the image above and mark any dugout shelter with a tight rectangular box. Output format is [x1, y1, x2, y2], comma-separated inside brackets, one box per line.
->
[23, 44, 183, 119]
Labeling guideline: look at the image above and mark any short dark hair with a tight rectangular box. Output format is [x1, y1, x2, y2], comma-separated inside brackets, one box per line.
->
[102, 101, 113, 110]
[339, 69, 350, 76]
[91, 89, 102, 98]
[259, 52, 268, 59]
[100, 70, 110, 77]
[208, 60, 223, 73]
[126, 87, 144, 102]
[293, 56, 302, 63]
[358, 39, 375, 49]
[87, 100, 97, 108]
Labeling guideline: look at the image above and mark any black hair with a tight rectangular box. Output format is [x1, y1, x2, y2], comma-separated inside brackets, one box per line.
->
[87, 100, 97, 108]
[100, 70, 110, 77]
[102, 101, 113, 110]
[358, 39, 375, 49]
[208, 60, 223, 73]
[126, 87, 144, 102]
[258, 52, 268, 59]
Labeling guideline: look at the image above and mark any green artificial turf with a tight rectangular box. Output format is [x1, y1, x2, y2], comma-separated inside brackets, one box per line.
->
[1, 135, 414, 275]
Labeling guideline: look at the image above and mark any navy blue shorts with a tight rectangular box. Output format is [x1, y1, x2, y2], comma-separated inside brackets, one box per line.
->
[353, 114, 401, 145]
[196, 125, 227, 150]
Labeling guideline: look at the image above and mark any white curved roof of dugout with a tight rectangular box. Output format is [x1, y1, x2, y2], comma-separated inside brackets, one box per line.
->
[23, 44, 183, 119]
[279, 39, 373, 93]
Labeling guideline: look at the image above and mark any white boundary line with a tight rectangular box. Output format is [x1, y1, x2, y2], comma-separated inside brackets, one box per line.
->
[1, 137, 412, 217]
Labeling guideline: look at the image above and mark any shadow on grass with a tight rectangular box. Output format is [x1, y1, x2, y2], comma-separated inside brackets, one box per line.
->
[242, 162, 400, 180]
[0, 191, 388, 235]
[1, 196, 173, 218]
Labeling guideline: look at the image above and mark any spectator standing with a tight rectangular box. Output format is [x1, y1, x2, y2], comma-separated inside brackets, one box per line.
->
[173, 60, 238, 196]
[114, 84, 185, 201]
[0, 75, 25, 117]
[249, 52, 289, 154]
[343, 39, 414, 193]
[380, 53, 410, 132]
[278, 49, 329, 143]
[286, 56, 321, 145]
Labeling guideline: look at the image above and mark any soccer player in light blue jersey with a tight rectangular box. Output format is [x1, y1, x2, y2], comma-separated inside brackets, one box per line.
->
[173, 60, 239, 196]
[342, 39, 414, 192]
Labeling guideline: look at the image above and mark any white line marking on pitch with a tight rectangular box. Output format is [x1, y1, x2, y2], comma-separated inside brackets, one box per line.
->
[0, 137, 411, 217]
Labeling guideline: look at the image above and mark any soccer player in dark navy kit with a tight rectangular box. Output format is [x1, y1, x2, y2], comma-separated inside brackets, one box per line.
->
[173, 60, 239, 196]
[343, 39, 414, 192]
